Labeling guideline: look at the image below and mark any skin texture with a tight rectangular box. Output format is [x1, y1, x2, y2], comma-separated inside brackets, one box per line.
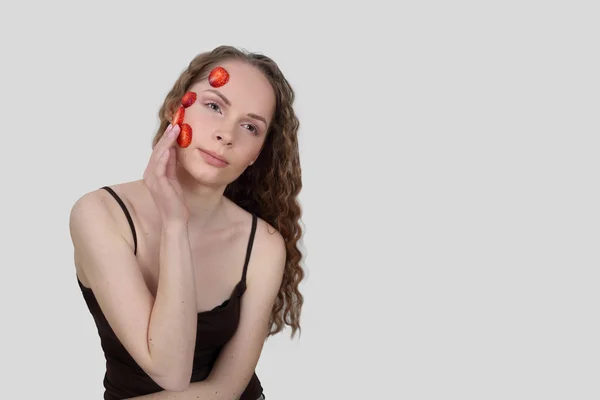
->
[72, 60, 284, 399]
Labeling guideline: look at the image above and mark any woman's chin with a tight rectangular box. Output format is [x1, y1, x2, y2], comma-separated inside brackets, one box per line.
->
[181, 164, 230, 188]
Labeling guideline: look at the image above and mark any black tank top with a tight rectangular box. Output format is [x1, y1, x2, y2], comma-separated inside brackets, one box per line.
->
[76, 186, 263, 400]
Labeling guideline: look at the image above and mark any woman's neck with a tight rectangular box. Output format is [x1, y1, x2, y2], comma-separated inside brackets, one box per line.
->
[176, 163, 228, 229]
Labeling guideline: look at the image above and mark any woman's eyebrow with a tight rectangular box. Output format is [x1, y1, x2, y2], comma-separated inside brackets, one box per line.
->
[204, 89, 231, 106]
[247, 113, 267, 126]
[204, 89, 267, 126]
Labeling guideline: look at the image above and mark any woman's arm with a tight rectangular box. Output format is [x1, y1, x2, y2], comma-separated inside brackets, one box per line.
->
[71, 191, 198, 391]
[126, 223, 287, 400]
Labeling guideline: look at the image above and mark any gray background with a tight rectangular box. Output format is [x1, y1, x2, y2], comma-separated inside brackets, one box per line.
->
[1, 1, 598, 399]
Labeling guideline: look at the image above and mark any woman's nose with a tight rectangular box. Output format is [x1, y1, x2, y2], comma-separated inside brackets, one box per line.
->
[213, 119, 236, 146]
[214, 128, 233, 146]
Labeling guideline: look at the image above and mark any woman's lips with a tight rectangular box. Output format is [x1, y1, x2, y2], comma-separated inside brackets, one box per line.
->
[198, 148, 229, 167]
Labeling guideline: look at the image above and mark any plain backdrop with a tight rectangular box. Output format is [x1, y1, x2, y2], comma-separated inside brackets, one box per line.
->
[1, 1, 599, 399]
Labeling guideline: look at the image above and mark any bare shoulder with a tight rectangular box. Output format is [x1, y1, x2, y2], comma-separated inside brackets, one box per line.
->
[70, 182, 139, 221]
[69, 188, 114, 232]
[69, 182, 141, 282]
[224, 200, 286, 284]
[248, 216, 287, 285]
[254, 217, 286, 257]
[70, 184, 134, 239]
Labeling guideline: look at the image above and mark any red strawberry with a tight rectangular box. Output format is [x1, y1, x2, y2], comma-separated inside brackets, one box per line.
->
[171, 106, 185, 126]
[208, 67, 229, 88]
[177, 123, 193, 148]
[181, 91, 197, 108]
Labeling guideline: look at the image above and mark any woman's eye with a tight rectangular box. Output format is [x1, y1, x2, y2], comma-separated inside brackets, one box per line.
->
[243, 124, 259, 134]
[207, 102, 221, 112]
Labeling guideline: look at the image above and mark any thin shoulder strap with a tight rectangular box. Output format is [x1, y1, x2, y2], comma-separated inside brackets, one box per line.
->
[101, 186, 138, 255]
[241, 214, 258, 282]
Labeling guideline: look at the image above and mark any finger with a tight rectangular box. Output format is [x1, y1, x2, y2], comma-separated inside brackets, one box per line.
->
[149, 124, 173, 166]
[151, 124, 179, 164]
[144, 151, 166, 191]
[165, 147, 177, 180]
[155, 124, 176, 152]
[154, 147, 170, 179]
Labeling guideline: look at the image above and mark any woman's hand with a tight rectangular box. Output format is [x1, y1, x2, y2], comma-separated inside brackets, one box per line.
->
[143, 124, 190, 225]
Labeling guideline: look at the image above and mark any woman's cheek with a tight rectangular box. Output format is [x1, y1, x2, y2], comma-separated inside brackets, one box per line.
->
[191, 107, 215, 130]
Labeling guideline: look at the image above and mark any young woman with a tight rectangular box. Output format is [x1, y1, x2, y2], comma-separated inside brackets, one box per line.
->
[69, 45, 304, 400]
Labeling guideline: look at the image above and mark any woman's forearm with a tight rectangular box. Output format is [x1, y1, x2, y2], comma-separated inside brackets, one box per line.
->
[146, 222, 198, 388]
[125, 380, 224, 400]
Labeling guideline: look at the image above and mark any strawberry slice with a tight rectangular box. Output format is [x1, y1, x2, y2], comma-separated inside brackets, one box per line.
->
[171, 106, 185, 126]
[208, 67, 229, 88]
[177, 123, 193, 148]
[181, 91, 197, 108]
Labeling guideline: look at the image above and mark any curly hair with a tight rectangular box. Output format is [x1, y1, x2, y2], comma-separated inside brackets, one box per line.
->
[151, 45, 304, 338]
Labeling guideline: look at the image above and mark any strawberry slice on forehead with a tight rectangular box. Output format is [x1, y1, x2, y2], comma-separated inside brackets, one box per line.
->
[208, 67, 229, 88]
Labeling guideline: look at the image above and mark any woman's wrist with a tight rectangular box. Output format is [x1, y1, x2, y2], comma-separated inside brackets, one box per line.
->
[161, 219, 189, 234]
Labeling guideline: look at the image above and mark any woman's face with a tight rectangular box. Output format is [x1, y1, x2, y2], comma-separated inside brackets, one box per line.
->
[174, 60, 276, 188]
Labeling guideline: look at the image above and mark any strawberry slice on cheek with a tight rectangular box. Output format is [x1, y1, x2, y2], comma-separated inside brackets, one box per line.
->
[172, 106, 185, 126]
[181, 91, 197, 108]
[170, 105, 193, 148]
[177, 123, 193, 148]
